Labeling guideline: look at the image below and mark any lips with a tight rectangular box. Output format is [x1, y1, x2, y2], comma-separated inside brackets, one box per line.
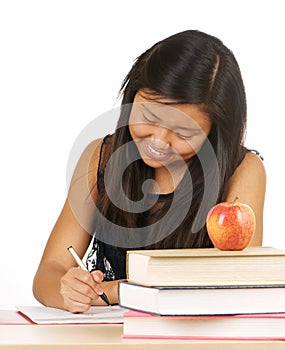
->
[144, 141, 172, 161]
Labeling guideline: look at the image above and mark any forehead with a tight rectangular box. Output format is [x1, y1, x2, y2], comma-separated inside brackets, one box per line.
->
[133, 91, 211, 130]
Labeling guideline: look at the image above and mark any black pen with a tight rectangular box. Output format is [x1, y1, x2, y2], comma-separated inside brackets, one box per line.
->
[67, 246, 111, 306]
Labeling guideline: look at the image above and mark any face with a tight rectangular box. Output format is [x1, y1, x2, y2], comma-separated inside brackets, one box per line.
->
[128, 90, 212, 170]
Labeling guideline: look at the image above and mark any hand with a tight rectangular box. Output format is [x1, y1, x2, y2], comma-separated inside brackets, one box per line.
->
[60, 267, 105, 313]
[90, 279, 119, 306]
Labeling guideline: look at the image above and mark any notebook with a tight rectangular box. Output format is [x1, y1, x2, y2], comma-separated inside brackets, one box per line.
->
[16, 305, 126, 324]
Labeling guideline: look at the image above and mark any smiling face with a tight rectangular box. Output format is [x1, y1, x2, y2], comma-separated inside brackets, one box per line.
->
[128, 90, 212, 171]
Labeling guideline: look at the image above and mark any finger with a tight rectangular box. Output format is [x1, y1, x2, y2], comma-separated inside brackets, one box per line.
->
[62, 270, 98, 299]
[61, 286, 92, 304]
[60, 279, 96, 312]
[63, 296, 92, 313]
[61, 286, 93, 304]
[69, 267, 98, 288]
[91, 270, 104, 283]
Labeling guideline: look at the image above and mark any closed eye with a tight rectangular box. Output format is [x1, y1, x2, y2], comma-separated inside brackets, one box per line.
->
[142, 113, 157, 124]
[176, 132, 200, 140]
[177, 133, 193, 139]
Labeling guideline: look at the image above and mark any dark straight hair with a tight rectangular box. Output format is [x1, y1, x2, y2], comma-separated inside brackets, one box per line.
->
[94, 30, 248, 249]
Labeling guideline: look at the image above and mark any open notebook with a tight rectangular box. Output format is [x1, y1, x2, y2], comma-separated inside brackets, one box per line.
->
[16, 305, 126, 324]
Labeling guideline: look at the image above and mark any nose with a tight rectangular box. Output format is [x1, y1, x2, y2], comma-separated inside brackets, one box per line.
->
[151, 126, 172, 149]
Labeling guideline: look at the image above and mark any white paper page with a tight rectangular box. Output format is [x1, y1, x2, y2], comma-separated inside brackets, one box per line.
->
[16, 305, 126, 324]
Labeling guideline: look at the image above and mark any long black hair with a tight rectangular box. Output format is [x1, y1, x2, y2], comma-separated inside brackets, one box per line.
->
[93, 30, 247, 249]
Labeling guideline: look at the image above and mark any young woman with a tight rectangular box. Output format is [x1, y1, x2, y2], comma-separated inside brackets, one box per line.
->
[33, 30, 266, 312]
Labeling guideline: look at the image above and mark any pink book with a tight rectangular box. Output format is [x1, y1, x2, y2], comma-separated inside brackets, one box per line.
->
[0, 310, 34, 325]
[122, 310, 285, 340]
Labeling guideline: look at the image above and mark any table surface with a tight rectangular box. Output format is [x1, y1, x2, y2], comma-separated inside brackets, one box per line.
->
[1, 324, 285, 350]
[1, 310, 285, 350]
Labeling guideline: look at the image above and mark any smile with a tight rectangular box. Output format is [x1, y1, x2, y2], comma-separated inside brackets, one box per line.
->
[144, 141, 172, 161]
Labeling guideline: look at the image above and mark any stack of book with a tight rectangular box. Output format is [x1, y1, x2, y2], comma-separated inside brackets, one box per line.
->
[118, 246, 285, 340]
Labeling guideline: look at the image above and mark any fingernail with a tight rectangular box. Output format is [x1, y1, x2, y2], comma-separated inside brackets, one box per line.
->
[92, 273, 102, 283]
[97, 288, 103, 295]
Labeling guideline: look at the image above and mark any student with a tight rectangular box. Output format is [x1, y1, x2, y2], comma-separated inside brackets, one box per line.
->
[33, 30, 266, 313]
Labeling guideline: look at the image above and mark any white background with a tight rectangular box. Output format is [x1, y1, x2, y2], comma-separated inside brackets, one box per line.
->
[0, 0, 284, 307]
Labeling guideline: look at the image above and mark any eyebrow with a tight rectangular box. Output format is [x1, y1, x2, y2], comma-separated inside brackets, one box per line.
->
[141, 103, 202, 132]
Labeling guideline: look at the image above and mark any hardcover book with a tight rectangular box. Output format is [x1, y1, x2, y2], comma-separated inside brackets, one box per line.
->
[126, 246, 285, 286]
[118, 280, 285, 315]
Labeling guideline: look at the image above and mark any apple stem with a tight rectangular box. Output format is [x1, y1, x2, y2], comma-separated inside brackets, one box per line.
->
[232, 196, 239, 206]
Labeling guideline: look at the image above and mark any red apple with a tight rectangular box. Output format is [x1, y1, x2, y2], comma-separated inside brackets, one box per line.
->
[206, 197, 256, 250]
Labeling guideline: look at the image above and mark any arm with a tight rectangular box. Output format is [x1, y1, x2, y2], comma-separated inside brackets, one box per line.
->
[33, 198, 94, 310]
[223, 151, 266, 246]
[33, 139, 119, 312]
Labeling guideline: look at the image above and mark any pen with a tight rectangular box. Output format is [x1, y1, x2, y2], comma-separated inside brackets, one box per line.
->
[67, 246, 111, 306]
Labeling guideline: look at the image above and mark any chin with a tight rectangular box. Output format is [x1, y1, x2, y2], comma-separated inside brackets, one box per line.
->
[141, 157, 166, 169]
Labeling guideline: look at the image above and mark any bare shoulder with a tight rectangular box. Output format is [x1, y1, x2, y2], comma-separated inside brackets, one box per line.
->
[68, 138, 104, 199]
[240, 150, 265, 169]
[233, 151, 266, 183]
[226, 151, 266, 196]
[225, 151, 266, 245]
[77, 138, 104, 170]
[71, 138, 103, 178]
[84, 138, 104, 172]
[87, 138, 105, 190]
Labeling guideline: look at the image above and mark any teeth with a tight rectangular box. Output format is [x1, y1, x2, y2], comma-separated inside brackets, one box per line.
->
[147, 144, 165, 156]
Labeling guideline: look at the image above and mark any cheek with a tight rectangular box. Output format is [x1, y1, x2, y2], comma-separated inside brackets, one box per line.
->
[175, 144, 195, 159]
[129, 123, 151, 139]
[188, 135, 209, 153]
[175, 136, 208, 157]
